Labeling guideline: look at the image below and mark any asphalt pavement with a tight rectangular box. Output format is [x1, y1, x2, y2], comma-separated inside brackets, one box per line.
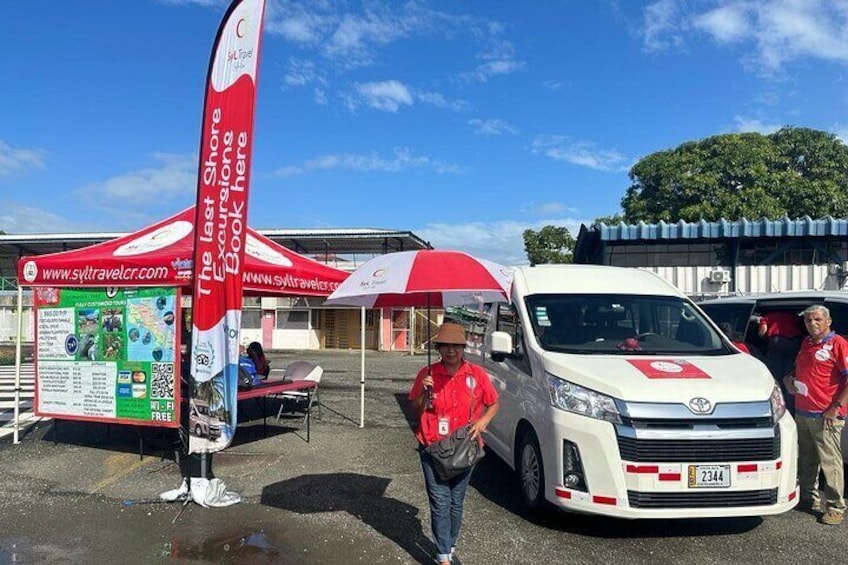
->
[1, 349, 847, 565]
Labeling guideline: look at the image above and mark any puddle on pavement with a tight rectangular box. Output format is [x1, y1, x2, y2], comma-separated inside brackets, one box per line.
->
[165, 530, 280, 562]
[1, 537, 69, 563]
[0, 539, 25, 564]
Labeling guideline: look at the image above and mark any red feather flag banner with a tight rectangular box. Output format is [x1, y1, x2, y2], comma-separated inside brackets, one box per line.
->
[188, 0, 266, 454]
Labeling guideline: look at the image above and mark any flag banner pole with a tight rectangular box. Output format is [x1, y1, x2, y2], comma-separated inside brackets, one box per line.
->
[188, 0, 266, 456]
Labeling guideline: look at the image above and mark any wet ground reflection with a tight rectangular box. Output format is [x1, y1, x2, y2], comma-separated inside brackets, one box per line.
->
[166, 530, 279, 563]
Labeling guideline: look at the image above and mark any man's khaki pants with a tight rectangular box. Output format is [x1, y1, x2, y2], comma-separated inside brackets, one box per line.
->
[796, 414, 846, 513]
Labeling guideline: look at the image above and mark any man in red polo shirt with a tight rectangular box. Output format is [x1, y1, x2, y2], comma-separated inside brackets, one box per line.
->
[760, 310, 804, 412]
[784, 305, 848, 525]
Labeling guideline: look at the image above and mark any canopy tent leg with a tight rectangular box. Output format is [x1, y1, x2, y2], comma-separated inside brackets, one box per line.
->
[360, 306, 365, 428]
[410, 307, 415, 356]
[13, 285, 23, 444]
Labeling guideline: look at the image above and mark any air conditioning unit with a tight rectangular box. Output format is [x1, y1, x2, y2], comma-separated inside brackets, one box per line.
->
[709, 270, 731, 283]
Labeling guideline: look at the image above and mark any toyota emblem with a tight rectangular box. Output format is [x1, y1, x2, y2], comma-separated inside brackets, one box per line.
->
[688, 397, 713, 414]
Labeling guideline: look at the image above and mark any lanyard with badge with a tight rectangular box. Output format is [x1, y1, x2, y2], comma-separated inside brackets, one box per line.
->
[437, 373, 476, 437]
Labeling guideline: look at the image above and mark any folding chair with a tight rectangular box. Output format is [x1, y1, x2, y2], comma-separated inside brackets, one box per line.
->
[275, 361, 323, 425]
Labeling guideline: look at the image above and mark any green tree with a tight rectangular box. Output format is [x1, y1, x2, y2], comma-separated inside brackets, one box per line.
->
[592, 213, 625, 225]
[620, 127, 848, 222]
[523, 225, 575, 265]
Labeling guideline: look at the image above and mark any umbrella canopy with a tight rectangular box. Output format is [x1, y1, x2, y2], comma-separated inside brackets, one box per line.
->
[324, 250, 513, 425]
[323, 249, 513, 308]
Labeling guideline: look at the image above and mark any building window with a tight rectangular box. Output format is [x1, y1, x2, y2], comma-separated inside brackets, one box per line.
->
[606, 242, 724, 267]
[276, 309, 309, 330]
[738, 239, 848, 266]
[242, 309, 262, 329]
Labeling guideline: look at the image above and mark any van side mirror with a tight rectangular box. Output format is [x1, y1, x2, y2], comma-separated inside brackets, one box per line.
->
[491, 331, 515, 362]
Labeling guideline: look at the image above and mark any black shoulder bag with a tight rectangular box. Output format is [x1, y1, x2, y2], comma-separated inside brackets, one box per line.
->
[424, 370, 485, 481]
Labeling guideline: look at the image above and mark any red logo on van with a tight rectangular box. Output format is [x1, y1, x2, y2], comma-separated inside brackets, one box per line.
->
[628, 359, 710, 379]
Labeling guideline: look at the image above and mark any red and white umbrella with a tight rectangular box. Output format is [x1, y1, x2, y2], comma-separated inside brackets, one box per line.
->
[323, 249, 513, 309]
[324, 250, 513, 425]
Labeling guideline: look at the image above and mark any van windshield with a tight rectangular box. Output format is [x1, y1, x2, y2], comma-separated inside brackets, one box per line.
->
[527, 293, 729, 355]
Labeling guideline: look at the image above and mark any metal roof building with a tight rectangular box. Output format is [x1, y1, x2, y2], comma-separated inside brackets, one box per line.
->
[574, 217, 848, 297]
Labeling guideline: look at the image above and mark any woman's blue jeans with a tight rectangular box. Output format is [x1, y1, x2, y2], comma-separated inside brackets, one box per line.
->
[419, 445, 474, 562]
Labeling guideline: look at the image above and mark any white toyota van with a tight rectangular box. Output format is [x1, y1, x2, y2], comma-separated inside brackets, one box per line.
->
[464, 264, 798, 519]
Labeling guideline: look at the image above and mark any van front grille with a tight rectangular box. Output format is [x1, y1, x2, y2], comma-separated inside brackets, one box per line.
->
[617, 429, 780, 463]
[627, 488, 777, 508]
[621, 416, 775, 430]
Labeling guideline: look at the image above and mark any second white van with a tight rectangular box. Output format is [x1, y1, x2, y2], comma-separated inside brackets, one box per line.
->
[464, 264, 798, 519]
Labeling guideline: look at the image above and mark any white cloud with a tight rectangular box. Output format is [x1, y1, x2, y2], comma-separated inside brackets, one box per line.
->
[416, 91, 468, 111]
[531, 135, 631, 172]
[275, 147, 464, 176]
[267, 2, 525, 83]
[418, 217, 587, 267]
[0, 205, 88, 234]
[468, 118, 518, 136]
[521, 202, 579, 216]
[77, 153, 196, 204]
[273, 14, 328, 43]
[462, 59, 526, 82]
[459, 20, 526, 82]
[354, 80, 414, 112]
[267, 1, 461, 69]
[642, 0, 685, 52]
[314, 87, 328, 105]
[265, 1, 336, 45]
[0, 139, 47, 176]
[731, 115, 782, 134]
[832, 123, 848, 144]
[645, 0, 848, 70]
[693, 4, 749, 43]
[283, 57, 325, 88]
[345, 81, 466, 113]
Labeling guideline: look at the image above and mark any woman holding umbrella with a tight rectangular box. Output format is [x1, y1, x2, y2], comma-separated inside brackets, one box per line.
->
[409, 322, 499, 565]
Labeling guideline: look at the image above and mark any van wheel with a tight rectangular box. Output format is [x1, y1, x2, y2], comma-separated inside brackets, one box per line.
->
[194, 424, 202, 437]
[518, 430, 545, 510]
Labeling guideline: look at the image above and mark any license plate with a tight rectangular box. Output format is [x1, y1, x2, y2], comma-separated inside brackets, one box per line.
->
[688, 465, 731, 488]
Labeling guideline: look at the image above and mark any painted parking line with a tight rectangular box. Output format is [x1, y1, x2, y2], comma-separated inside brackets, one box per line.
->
[89, 453, 153, 494]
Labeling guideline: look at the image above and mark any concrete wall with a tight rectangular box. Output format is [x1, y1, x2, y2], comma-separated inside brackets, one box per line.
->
[0, 291, 33, 342]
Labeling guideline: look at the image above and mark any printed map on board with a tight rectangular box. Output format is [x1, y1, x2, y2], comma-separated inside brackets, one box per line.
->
[126, 295, 176, 362]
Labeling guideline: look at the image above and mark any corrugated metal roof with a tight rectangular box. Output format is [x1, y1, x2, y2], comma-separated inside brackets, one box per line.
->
[595, 216, 848, 241]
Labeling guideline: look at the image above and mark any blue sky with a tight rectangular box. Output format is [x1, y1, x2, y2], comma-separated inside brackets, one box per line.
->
[2, 0, 848, 266]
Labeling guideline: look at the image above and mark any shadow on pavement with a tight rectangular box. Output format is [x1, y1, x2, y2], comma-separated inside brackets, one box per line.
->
[393, 392, 418, 431]
[261, 472, 436, 563]
[40, 419, 180, 458]
[471, 444, 763, 537]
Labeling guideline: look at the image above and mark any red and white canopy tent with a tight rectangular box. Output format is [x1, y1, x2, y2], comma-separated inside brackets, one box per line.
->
[16, 206, 349, 296]
[10, 207, 349, 443]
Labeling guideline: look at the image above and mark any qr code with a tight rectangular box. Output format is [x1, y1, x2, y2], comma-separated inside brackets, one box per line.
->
[151, 363, 175, 399]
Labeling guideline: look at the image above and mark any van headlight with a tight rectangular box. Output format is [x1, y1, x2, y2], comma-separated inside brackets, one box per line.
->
[770, 384, 786, 423]
[546, 374, 621, 424]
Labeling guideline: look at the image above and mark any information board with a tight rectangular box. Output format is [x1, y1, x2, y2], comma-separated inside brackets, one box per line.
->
[34, 287, 180, 427]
